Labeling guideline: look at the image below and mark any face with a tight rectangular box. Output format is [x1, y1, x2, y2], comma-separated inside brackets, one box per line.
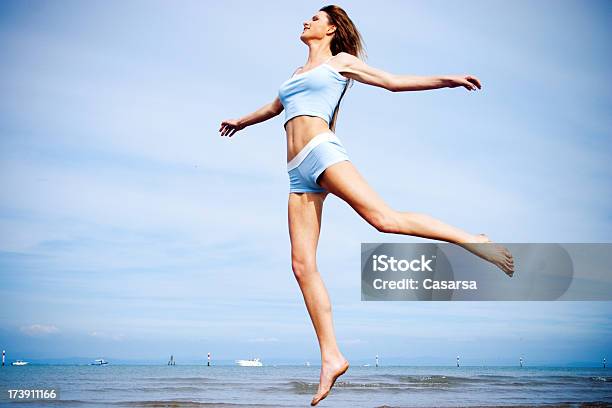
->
[300, 11, 335, 42]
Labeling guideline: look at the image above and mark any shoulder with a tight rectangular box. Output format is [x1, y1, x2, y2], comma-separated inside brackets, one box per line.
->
[332, 52, 361, 65]
[330, 52, 362, 73]
[291, 66, 304, 76]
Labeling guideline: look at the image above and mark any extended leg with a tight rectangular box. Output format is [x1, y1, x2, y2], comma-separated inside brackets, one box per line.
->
[318, 161, 514, 275]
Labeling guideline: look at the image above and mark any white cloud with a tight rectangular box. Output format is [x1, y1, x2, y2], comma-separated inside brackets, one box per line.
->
[88, 331, 126, 341]
[19, 324, 60, 336]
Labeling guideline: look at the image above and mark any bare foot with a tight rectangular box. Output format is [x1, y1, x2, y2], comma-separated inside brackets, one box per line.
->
[458, 233, 515, 277]
[310, 355, 349, 406]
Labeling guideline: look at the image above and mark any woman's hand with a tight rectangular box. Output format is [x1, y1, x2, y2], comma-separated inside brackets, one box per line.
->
[447, 75, 482, 91]
[219, 118, 245, 137]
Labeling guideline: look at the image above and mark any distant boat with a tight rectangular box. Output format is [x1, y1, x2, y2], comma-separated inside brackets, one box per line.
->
[11, 360, 29, 366]
[235, 358, 262, 367]
[90, 359, 109, 365]
[305, 361, 310, 366]
[363, 363, 371, 367]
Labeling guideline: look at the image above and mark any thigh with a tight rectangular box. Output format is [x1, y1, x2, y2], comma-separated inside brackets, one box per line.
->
[317, 160, 393, 221]
[288, 192, 328, 264]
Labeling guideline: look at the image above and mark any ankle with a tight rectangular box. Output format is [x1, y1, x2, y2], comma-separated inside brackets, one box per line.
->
[321, 351, 345, 364]
[457, 234, 482, 244]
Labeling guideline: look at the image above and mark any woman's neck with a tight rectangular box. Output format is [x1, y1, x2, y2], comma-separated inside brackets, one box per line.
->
[305, 42, 333, 65]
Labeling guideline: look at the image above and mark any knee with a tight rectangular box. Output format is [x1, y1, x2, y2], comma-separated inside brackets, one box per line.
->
[369, 210, 399, 234]
[291, 257, 318, 281]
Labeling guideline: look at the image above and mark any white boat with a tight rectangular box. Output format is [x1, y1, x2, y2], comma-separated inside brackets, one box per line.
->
[235, 357, 262, 366]
[11, 360, 29, 366]
[90, 359, 109, 365]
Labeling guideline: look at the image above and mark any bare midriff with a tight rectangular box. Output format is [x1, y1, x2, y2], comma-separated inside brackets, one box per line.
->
[285, 115, 332, 164]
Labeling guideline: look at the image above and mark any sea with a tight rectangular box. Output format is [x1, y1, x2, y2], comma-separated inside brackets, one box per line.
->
[0, 365, 611, 407]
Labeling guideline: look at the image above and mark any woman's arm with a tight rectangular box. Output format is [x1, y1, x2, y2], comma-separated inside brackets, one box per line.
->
[334, 52, 482, 92]
[219, 96, 284, 137]
[238, 96, 284, 127]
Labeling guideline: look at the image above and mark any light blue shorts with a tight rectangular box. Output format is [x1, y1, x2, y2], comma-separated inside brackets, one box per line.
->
[287, 131, 350, 193]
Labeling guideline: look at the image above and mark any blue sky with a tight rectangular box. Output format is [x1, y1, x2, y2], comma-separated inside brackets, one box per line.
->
[0, 0, 610, 365]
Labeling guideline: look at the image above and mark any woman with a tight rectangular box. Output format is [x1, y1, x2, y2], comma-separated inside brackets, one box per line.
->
[219, 5, 514, 406]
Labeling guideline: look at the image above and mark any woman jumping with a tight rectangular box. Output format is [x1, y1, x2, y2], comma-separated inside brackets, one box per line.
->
[219, 5, 514, 405]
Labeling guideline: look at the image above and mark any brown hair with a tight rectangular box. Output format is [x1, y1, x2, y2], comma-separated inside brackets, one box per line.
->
[320, 4, 367, 132]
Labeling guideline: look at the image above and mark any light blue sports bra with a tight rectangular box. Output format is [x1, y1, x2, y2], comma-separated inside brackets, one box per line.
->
[278, 56, 348, 128]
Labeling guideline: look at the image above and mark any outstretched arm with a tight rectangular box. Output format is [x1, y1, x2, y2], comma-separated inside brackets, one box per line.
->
[237, 96, 284, 128]
[219, 96, 284, 137]
[335, 52, 482, 92]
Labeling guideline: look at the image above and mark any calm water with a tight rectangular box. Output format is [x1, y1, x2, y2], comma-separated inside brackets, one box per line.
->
[0, 365, 611, 407]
